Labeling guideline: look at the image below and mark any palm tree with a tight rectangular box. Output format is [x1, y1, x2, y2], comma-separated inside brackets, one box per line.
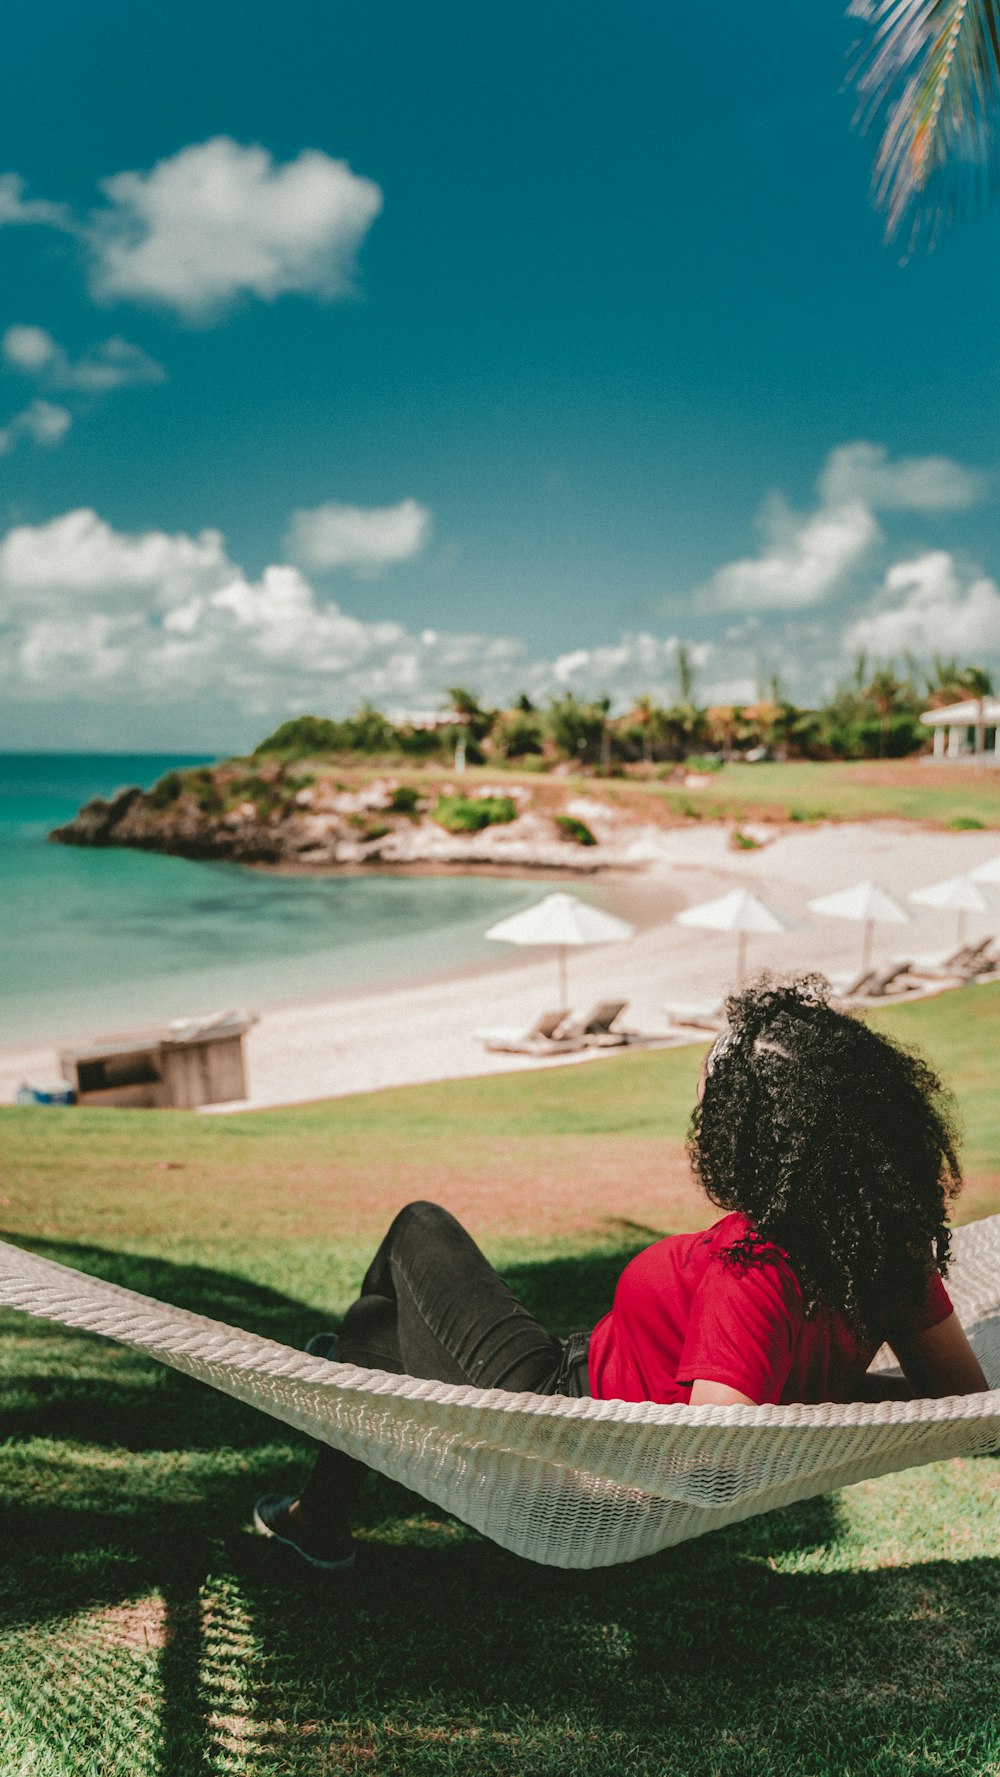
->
[925, 655, 965, 706]
[923, 659, 994, 760]
[629, 694, 657, 764]
[850, 0, 1000, 244]
[675, 643, 697, 706]
[956, 665, 995, 760]
[443, 686, 494, 771]
[864, 665, 906, 758]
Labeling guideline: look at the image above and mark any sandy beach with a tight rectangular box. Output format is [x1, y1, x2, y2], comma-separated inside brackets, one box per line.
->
[3, 819, 998, 1111]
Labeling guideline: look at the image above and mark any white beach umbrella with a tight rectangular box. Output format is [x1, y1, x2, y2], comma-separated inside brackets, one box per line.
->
[909, 875, 993, 947]
[485, 891, 635, 1003]
[969, 852, 1000, 886]
[807, 880, 909, 973]
[676, 888, 790, 987]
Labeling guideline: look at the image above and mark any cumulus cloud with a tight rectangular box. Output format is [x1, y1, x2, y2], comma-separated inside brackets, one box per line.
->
[19, 613, 130, 685]
[697, 440, 989, 616]
[86, 137, 383, 319]
[0, 507, 727, 738]
[2, 325, 165, 391]
[285, 498, 432, 575]
[0, 173, 74, 231]
[844, 550, 1000, 659]
[542, 634, 712, 704]
[0, 508, 526, 718]
[0, 508, 231, 608]
[2, 325, 55, 373]
[819, 442, 988, 513]
[4, 434, 996, 744]
[0, 140, 383, 322]
[0, 398, 72, 455]
[701, 497, 879, 612]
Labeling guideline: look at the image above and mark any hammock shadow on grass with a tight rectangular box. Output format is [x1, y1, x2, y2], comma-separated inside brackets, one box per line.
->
[234, 1542, 1000, 1776]
[0, 1234, 325, 1451]
[2, 1235, 998, 1775]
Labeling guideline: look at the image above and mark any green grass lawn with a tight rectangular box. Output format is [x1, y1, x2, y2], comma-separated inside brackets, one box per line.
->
[302, 756, 1000, 830]
[1, 987, 999, 1775]
[652, 758, 1000, 827]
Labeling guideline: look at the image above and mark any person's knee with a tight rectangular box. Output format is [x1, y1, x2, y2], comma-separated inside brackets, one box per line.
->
[386, 1200, 459, 1259]
[393, 1200, 449, 1231]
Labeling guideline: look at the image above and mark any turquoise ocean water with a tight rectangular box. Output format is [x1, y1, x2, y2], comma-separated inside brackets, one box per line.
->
[0, 755, 563, 1046]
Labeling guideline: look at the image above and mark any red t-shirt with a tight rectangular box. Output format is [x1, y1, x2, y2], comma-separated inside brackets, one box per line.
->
[587, 1212, 954, 1406]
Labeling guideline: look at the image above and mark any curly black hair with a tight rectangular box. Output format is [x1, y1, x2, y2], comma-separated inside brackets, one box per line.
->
[687, 975, 962, 1338]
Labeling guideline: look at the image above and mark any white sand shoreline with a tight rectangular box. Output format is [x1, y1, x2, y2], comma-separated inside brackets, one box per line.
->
[3, 821, 998, 1111]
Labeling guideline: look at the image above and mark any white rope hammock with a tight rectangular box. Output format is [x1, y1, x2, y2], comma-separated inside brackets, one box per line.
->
[1, 1218, 998, 1570]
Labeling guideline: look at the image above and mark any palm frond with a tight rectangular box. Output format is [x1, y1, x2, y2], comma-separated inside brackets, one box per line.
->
[849, 0, 1000, 244]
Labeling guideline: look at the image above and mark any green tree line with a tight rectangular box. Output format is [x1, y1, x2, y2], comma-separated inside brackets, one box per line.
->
[253, 658, 995, 770]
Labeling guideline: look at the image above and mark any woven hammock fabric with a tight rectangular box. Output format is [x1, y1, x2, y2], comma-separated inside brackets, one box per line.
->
[1, 1218, 998, 1569]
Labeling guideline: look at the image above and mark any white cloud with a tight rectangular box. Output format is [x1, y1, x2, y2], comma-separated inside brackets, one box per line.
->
[0, 398, 72, 456]
[701, 497, 879, 612]
[2, 325, 165, 392]
[0, 173, 74, 231]
[4, 442, 997, 744]
[544, 633, 709, 704]
[19, 613, 130, 684]
[698, 441, 990, 616]
[0, 508, 231, 609]
[511, 636, 762, 710]
[0, 508, 526, 715]
[77, 335, 166, 390]
[819, 442, 988, 512]
[2, 325, 57, 373]
[0, 507, 709, 730]
[285, 498, 432, 575]
[844, 550, 1000, 658]
[87, 137, 383, 319]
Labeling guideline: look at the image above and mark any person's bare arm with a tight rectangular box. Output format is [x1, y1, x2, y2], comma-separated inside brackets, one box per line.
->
[688, 1379, 757, 1406]
[889, 1311, 989, 1399]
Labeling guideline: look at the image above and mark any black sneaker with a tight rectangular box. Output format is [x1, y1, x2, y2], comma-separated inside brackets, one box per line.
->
[305, 1331, 340, 1361]
[253, 1495, 356, 1572]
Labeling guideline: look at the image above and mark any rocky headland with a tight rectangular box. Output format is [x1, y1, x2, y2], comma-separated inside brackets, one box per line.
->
[50, 761, 699, 873]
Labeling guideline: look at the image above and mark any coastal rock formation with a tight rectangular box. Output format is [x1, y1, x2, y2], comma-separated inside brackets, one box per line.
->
[50, 767, 641, 872]
[53, 784, 290, 864]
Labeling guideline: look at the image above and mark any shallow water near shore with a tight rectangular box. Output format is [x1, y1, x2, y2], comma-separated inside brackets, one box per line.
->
[0, 754, 610, 1047]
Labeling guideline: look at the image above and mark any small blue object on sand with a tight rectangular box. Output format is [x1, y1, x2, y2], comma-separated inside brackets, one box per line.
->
[16, 1081, 75, 1106]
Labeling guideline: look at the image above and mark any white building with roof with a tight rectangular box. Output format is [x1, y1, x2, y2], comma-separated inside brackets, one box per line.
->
[920, 697, 1000, 761]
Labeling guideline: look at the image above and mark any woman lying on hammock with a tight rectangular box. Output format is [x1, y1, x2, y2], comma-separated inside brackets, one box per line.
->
[254, 973, 988, 1571]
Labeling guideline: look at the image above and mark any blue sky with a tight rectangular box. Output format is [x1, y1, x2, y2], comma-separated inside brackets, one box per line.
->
[1, 0, 999, 749]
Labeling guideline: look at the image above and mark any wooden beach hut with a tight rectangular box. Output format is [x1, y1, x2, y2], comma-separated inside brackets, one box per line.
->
[59, 1011, 256, 1109]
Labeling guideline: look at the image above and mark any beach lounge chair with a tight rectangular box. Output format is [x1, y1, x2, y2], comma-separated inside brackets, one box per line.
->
[556, 1000, 630, 1046]
[661, 998, 725, 1033]
[970, 941, 1000, 980]
[831, 960, 923, 1003]
[827, 965, 875, 1000]
[900, 937, 998, 983]
[476, 1008, 580, 1055]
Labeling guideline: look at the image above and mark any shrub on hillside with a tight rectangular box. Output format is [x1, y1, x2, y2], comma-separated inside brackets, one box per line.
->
[147, 770, 184, 809]
[254, 715, 346, 757]
[395, 725, 449, 759]
[191, 768, 224, 815]
[254, 708, 397, 758]
[433, 794, 517, 833]
[493, 708, 545, 758]
[545, 693, 609, 765]
[388, 785, 422, 817]
[553, 815, 597, 846]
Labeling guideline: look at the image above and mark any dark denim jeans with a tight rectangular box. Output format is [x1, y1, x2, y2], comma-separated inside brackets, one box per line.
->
[300, 1200, 590, 1527]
